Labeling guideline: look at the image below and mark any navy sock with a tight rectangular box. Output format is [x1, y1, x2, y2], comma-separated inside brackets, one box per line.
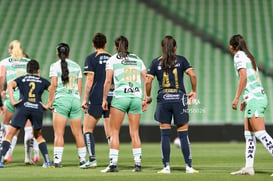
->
[160, 129, 170, 167]
[0, 141, 10, 162]
[84, 132, 95, 161]
[178, 130, 192, 167]
[39, 141, 50, 163]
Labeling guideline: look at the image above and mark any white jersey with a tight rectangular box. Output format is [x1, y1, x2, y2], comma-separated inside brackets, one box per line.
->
[49, 59, 82, 99]
[106, 53, 146, 98]
[233, 51, 264, 101]
[0, 57, 30, 100]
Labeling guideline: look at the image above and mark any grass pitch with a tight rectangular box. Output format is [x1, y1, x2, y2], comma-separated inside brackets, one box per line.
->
[0, 142, 272, 181]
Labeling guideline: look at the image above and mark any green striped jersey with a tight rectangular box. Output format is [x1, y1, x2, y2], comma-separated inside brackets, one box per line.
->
[49, 59, 82, 99]
[233, 51, 264, 101]
[106, 53, 146, 98]
[0, 57, 30, 99]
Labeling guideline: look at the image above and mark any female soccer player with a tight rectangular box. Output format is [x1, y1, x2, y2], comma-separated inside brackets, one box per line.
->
[48, 43, 86, 167]
[0, 60, 53, 168]
[0, 40, 38, 164]
[80, 33, 113, 169]
[229, 34, 273, 176]
[101, 35, 147, 172]
[146, 35, 198, 174]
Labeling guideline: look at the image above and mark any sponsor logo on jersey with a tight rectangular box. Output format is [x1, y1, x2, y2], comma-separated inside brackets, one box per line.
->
[22, 76, 42, 83]
[121, 59, 137, 65]
[11, 64, 26, 68]
[124, 87, 140, 93]
[24, 102, 39, 109]
[124, 83, 140, 93]
[99, 56, 109, 64]
[163, 93, 180, 100]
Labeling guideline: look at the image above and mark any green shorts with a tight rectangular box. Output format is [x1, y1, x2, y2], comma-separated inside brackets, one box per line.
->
[244, 96, 268, 118]
[53, 96, 82, 119]
[4, 98, 16, 113]
[4, 90, 20, 113]
[111, 97, 142, 114]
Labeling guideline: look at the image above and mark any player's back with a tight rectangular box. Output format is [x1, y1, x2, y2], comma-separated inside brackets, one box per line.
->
[15, 74, 50, 111]
[86, 51, 111, 104]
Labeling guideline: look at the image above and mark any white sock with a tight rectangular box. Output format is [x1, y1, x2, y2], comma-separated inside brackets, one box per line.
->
[3, 124, 8, 134]
[109, 149, 119, 166]
[78, 147, 86, 163]
[5, 136, 18, 158]
[24, 126, 33, 161]
[54, 147, 64, 164]
[33, 138, 39, 157]
[244, 131, 256, 168]
[255, 130, 273, 155]
[0, 124, 3, 145]
[24, 126, 33, 141]
[132, 148, 142, 166]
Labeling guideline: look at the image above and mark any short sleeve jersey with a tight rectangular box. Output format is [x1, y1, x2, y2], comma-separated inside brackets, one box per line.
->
[106, 53, 146, 98]
[15, 74, 50, 112]
[147, 55, 191, 94]
[0, 57, 30, 99]
[233, 51, 264, 100]
[49, 59, 82, 99]
[84, 51, 113, 104]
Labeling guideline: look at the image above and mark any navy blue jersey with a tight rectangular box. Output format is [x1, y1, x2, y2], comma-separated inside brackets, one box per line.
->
[14, 74, 50, 112]
[147, 55, 192, 102]
[84, 51, 113, 105]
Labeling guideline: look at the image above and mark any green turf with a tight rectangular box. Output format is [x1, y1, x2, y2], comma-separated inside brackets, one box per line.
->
[0, 142, 272, 180]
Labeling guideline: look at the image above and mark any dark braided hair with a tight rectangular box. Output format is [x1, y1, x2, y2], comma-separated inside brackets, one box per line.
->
[229, 34, 257, 70]
[115, 36, 129, 58]
[56, 43, 70, 84]
[161, 35, 177, 72]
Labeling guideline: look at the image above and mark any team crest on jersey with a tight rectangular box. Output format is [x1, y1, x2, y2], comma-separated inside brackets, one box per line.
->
[157, 65, 162, 70]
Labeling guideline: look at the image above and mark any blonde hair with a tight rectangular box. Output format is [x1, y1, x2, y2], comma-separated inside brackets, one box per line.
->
[9, 40, 23, 61]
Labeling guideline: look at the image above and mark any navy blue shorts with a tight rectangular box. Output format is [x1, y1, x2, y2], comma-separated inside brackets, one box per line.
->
[87, 96, 112, 118]
[87, 104, 110, 118]
[154, 101, 189, 125]
[10, 107, 43, 130]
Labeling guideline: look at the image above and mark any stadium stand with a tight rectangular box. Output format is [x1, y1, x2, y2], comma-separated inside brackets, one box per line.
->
[0, 0, 272, 126]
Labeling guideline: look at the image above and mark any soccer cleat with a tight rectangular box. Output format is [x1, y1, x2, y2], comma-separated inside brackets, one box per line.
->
[132, 164, 141, 172]
[25, 158, 34, 165]
[33, 156, 40, 163]
[186, 166, 199, 174]
[79, 161, 85, 166]
[230, 167, 254, 176]
[54, 162, 62, 168]
[42, 162, 54, 168]
[0, 162, 4, 168]
[4, 155, 12, 163]
[79, 160, 97, 169]
[157, 166, 171, 174]
[101, 165, 118, 173]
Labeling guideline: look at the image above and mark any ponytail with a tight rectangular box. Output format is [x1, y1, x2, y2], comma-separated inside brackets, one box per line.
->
[56, 43, 70, 84]
[115, 36, 129, 58]
[9, 40, 23, 61]
[229, 34, 257, 70]
[161, 35, 177, 72]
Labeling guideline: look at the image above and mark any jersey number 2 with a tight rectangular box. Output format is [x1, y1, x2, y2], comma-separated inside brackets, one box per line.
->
[28, 82, 36, 102]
